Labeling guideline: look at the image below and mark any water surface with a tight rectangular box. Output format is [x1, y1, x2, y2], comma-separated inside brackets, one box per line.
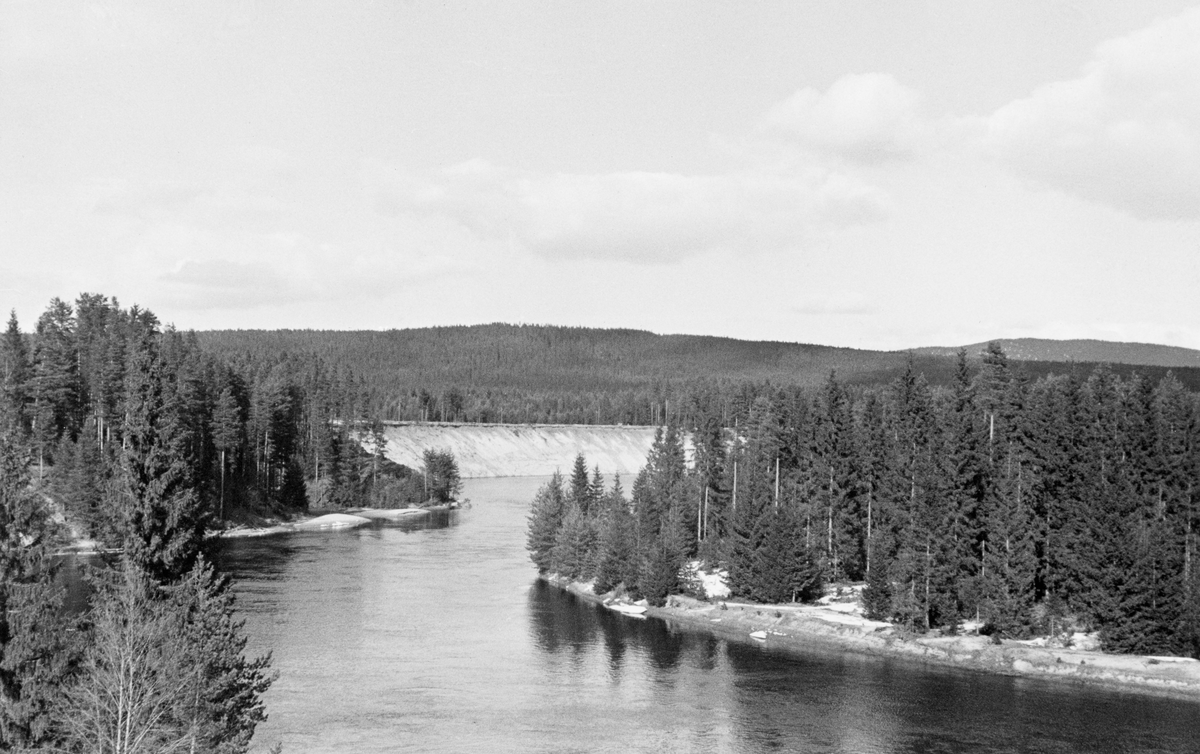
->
[216, 477, 1200, 753]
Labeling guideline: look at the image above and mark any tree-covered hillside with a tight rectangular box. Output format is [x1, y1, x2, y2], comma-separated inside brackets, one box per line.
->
[196, 325, 1200, 425]
[915, 338, 1200, 368]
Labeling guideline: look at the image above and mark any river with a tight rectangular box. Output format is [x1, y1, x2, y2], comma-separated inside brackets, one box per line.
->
[215, 477, 1200, 753]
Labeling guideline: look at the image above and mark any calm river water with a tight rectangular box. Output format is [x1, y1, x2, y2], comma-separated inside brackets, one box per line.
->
[215, 477, 1200, 753]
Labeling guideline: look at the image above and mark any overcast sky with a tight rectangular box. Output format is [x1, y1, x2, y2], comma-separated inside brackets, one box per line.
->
[3, 1, 1199, 351]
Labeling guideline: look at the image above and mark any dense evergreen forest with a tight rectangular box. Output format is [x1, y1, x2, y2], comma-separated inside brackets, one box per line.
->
[529, 346, 1200, 658]
[1, 296, 430, 544]
[1, 295, 489, 751]
[197, 325, 1200, 426]
[0, 295, 288, 752]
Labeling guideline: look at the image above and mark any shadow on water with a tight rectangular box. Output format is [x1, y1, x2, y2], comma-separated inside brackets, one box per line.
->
[60, 509, 461, 613]
[527, 580, 1200, 753]
[526, 580, 723, 677]
[718, 629, 1200, 754]
[526, 579, 601, 655]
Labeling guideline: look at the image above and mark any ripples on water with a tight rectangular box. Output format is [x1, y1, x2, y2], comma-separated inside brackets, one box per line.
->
[212, 478, 1200, 753]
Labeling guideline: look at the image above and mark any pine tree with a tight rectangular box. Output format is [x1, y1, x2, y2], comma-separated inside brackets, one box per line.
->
[0, 433, 73, 750]
[30, 298, 81, 457]
[211, 385, 242, 521]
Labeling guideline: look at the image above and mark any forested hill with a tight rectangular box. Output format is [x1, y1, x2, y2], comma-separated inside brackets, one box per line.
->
[195, 326, 1200, 425]
[196, 325, 937, 389]
[913, 338, 1200, 368]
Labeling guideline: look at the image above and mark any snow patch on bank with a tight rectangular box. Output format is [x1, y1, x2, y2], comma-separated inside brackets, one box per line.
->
[293, 513, 371, 530]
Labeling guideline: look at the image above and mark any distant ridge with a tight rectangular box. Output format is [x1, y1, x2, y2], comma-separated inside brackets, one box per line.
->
[195, 326, 1200, 399]
[911, 338, 1200, 369]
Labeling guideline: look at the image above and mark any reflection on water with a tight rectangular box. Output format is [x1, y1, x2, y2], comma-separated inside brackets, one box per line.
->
[526, 568, 1200, 754]
[206, 477, 1200, 754]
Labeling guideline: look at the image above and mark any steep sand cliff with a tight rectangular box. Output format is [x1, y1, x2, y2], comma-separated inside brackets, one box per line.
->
[368, 422, 690, 478]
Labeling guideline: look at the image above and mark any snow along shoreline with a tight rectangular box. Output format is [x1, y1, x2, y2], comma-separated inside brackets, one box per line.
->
[541, 575, 1200, 702]
[216, 508, 432, 539]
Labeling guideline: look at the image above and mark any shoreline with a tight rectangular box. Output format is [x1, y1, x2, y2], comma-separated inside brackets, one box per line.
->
[216, 507, 434, 539]
[57, 507, 439, 553]
[542, 575, 1200, 702]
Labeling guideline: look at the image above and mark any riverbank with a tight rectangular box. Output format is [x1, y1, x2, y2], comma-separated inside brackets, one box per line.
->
[55, 504, 443, 553]
[217, 507, 432, 539]
[543, 575, 1200, 701]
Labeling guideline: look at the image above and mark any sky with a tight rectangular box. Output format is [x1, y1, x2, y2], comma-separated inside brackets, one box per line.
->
[2, 1, 1199, 351]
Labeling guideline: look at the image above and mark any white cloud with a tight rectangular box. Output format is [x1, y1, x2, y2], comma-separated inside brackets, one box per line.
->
[0, 2, 170, 65]
[757, 73, 924, 164]
[792, 293, 874, 316]
[160, 259, 297, 310]
[983, 7, 1200, 220]
[91, 179, 285, 232]
[370, 160, 890, 263]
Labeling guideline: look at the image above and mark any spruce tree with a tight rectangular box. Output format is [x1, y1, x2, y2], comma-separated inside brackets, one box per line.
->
[862, 533, 894, 620]
[589, 465, 605, 509]
[979, 441, 1038, 637]
[526, 472, 566, 574]
[727, 491, 767, 600]
[549, 503, 596, 580]
[568, 453, 592, 515]
[55, 560, 273, 754]
[422, 448, 461, 503]
[168, 560, 275, 752]
[0, 313, 30, 437]
[593, 481, 636, 594]
[639, 504, 688, 607]
[947, 350, 988, 616]
[117, 333, 208, 585]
